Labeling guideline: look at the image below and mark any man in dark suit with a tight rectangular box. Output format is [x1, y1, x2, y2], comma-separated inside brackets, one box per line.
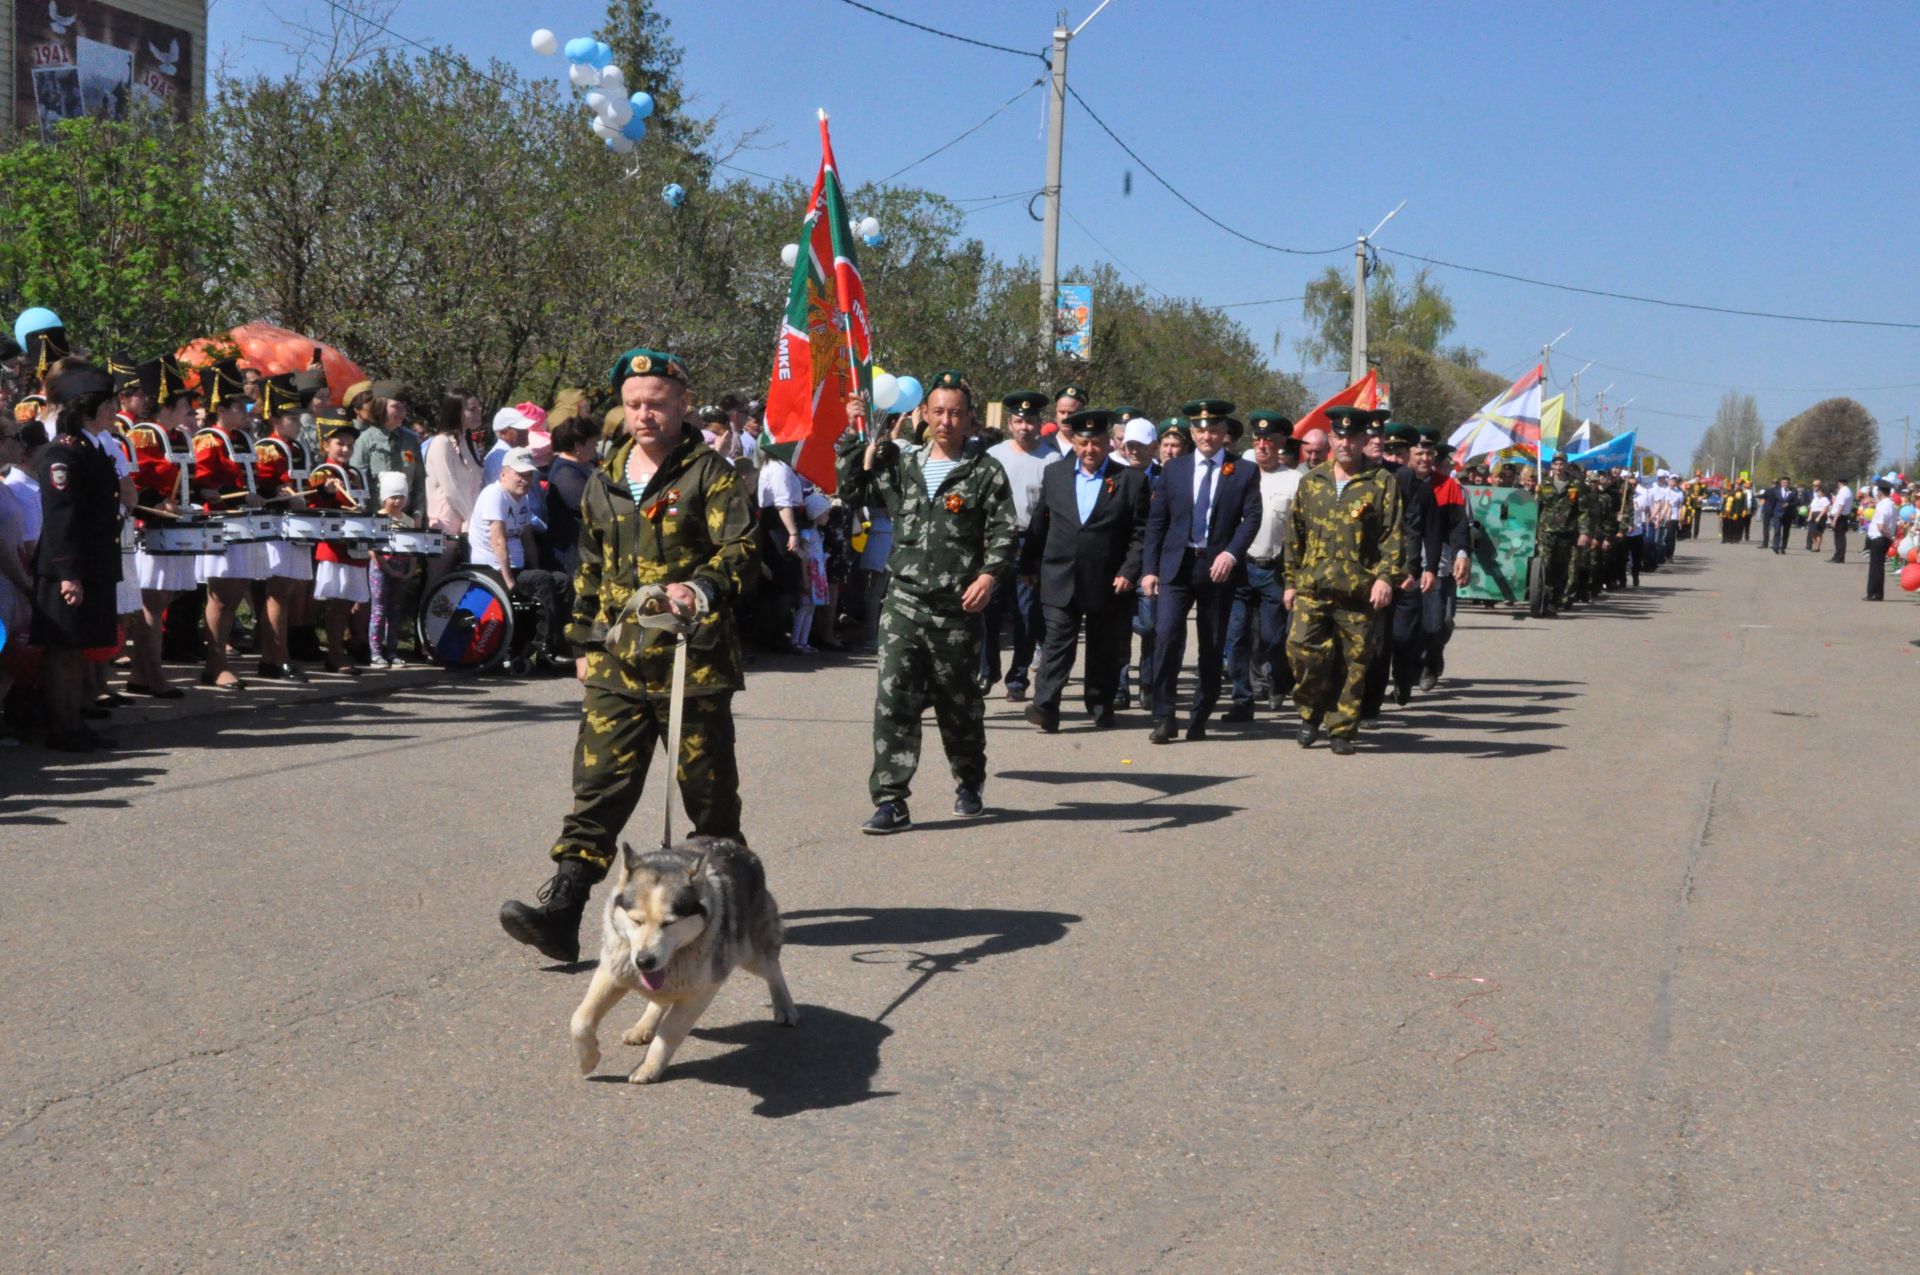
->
[1019, 408, 1151, 730]
[1759, 476, 1795, 554]
[1140, 398, 1262, 743]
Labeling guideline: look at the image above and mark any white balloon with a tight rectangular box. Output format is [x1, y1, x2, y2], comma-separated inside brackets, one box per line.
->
[590, 115, 619, 140]
[568, 62, 600, 88]
[858, 216, 881, 240]
[601, 64, 626, 87]
[606, 135, 636, 155]
[530, 29, 559, 56]
[871, 372, 901, 411]
[780, 243, 800, 269]
[585, 89, 608, 112]
[601, 97, 632, 126]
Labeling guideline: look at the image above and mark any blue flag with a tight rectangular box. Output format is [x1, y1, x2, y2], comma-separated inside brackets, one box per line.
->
[1568, 430, 1635, 470]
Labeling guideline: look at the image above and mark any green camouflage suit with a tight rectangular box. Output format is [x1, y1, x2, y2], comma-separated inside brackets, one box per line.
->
[1573, 476, 1616, 601]
[1284, 463, 1404, 741]
[839, 438, 1017, 805]
[553, 428, 757, 874]
[1534, 474, 1584, 608]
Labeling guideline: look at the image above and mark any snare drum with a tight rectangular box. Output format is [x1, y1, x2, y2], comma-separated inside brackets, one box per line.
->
[378, 527, 448, 557]
[283, 510, 347, 543]
[221, 512, 285, 545]
[417, 569, 516, 670]
[339, 513, 382, 544]
[138, 521, 226, 555]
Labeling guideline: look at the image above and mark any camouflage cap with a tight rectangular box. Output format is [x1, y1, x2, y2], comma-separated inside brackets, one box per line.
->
[610, 347, 690, 388]
[1001, 388, 1049, 414]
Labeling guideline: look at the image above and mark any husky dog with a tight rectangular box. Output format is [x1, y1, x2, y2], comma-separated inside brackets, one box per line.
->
[570, 836, 798, 1084]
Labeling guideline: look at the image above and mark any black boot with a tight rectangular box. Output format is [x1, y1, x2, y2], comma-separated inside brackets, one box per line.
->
[498, 858, 598, 963]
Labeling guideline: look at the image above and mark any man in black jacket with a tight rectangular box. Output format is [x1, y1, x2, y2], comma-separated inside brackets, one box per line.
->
[1019, 409, 1151, 731]
[1759, 476, 1795, 554]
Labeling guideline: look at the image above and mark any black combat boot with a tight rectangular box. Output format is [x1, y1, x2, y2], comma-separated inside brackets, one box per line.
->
[498, 858, 599, 963]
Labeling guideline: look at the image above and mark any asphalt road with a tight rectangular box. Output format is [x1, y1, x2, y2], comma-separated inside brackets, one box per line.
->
[4, 535, 1915, 1273]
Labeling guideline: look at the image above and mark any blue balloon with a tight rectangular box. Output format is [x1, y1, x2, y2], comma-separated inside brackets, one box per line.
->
[629, 91, 655, 119]
[861, 232, 884, 248]
[1902, 505, 1916, 521]
[661, 183, 686, 208]
[588, 41, 613, 68]
[621, 114, 647, 142]
[892, 376, 923, 413]
[14, 306, 60, 346]
[563, 36, 596, 62]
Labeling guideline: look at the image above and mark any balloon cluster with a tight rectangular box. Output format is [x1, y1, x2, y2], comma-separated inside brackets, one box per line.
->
[530, 28, 658, 164]
[777, 217, 886, 271]
[870, 370, 923, 414]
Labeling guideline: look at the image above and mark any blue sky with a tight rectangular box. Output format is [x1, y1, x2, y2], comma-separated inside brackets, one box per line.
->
[216, 0, 1920, 467]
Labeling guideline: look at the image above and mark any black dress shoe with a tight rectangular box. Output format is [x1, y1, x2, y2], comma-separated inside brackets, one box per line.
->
[1418, 672, 1439, 693]
[1329, 736, 1357, 756]
[1024, 704, 1059, 733]
[1296, 721, 1321, 748]
[1089, 706, 1115, 728]
[1220, 703, 1255, 723]
[1394, 683, 1412, 706]
[861, 801, 912, 835]
[1184, 720, 1208, 742]
[1113, 691, 1132, 710]
[953, 786, 985, 818]
[1149, 718, 1176, 745]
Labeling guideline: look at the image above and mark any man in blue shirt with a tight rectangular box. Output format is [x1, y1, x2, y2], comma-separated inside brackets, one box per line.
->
[1018, 409, 1152, 731]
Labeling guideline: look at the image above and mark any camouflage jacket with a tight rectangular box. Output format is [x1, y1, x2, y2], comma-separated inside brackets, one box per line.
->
[838, 439, 1017, 616]
[567, 428, 758, 699]
[1580, 483, 1618, 538]
[1536, 477, 1584, 538]
[1284, 462, 1405, 602]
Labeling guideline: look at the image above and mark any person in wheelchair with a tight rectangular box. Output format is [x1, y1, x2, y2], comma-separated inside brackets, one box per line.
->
[467, 446, 570, 667]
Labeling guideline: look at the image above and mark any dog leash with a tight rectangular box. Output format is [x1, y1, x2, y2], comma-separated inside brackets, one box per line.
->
[630, 594, 692, 848]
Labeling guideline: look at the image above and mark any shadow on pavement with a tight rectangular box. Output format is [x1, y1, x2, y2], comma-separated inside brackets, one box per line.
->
[673, 1004, 895, 1117]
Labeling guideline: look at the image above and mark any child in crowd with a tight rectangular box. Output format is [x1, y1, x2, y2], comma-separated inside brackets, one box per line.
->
[368, 472, 415, 668]
[790, 490, 832, 653]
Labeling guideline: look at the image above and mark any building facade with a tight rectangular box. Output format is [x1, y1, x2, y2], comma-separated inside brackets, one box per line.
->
[2, 0, 205, 136]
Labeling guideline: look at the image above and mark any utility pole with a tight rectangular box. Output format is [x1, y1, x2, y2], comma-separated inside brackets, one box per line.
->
[1037, 17, 1069, 353]
[1898, 415, 1911, 476]
[1350, 201, 1405, 384]
[1037, 1, 1115, 359]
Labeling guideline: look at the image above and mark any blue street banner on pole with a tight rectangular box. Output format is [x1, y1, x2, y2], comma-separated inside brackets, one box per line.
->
[1567, 430, 1635, 470]
[1056, 285, 1092, 359]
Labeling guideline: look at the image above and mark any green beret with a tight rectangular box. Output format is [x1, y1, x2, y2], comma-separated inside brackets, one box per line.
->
[1062, 407, 1116, 436]
[1055, 383, 1089, 403]
[1001, 388, 1048, 414]
[929, 369, 970, 393]
[1181, 398, 1236, 422]
[610, 347, 690, 388]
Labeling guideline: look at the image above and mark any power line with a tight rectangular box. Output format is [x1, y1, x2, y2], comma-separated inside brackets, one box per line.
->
[314, 0, 521, 93]
[875, 78, 1044, 185]
[1066, 86, 1350, 258]
[832, 0, 1047, 63]
[1211, 295, 1305, 310]
[1380, 247, 1920, 332]
[1559, 352, 1920, 396]
[1063, 207, 1165, 296]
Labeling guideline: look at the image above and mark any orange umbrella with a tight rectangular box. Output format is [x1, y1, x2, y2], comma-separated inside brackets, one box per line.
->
[179, 322, 368, 403]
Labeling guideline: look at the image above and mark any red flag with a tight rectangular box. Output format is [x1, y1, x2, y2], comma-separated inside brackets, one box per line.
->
[1290, 369, 1381, 439]
[762, 113, 872, 493]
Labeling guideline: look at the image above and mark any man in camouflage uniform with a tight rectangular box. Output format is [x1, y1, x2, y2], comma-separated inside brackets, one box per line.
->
[1283, 408, 1404, 755]
[839, 370, 1017, 834]
[1534, 454, 1584, 613]
[1573, 466, 1617, 601]
[498, 347, 757, 963]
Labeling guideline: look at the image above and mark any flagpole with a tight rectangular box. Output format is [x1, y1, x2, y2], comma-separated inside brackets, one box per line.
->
[820, 108, 871, 444]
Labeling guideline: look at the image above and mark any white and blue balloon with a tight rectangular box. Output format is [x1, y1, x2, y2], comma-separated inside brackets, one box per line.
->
[532, 27, 663, 186]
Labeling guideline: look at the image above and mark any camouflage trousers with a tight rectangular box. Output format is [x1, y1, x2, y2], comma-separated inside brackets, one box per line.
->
[871, 598, 986, 805]
[1571, 540, 1603, 600]
[1287, 592, 1382, 741]
[1540, 534, 1576, 608]
[551, 685, 741, 878]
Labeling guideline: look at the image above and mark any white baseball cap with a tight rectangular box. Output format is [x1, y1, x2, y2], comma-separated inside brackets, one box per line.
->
[502, 446, 539, 474]
[492, 406, 535, 435]
[1122, 417, 1158, 447]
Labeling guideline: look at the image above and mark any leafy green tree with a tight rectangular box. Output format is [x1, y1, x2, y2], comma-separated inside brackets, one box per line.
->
[1760, 398, 1878, 484]
[595, 0, 709, 153]
[0, 116, 236, 360]
[1299, 260, 1475, 371]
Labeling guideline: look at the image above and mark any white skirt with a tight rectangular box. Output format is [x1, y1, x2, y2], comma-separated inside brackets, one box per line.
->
[197, 541, 271, 582]
[116, 552, 142, 614]
[313, 559, 370, 604]
[264, 540, 314, 581]
[134, 550, 199, 592]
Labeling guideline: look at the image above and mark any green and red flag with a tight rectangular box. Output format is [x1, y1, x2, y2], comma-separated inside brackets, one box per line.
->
[763, 111, 872, 493]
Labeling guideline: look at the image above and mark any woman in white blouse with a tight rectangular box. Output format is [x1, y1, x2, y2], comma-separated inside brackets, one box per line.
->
[423, 389, 485, 589]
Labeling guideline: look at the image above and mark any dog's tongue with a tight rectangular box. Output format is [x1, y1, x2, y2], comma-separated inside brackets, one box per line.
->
[638, 968, 664, 992]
